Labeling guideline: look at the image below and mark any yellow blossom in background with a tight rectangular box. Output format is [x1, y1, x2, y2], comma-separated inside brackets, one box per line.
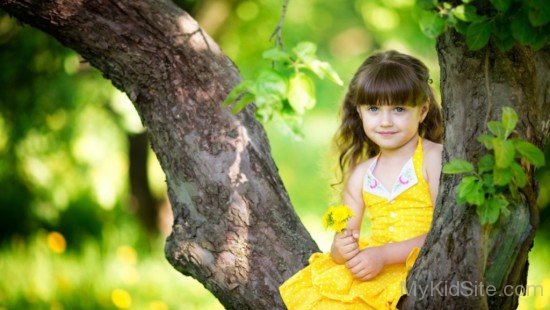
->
[149, 300, 169, 310]
[47, 231, 66, 254]
[117, 245, 137, 265]
[322, 204, 354, 233]
[111, 288, 132, 309]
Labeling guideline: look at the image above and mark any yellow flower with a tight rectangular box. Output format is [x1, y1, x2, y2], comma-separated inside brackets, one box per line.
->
[332, 205, 353, 222]
[332, 221, 347, 232]
[322, 204, 354, 233]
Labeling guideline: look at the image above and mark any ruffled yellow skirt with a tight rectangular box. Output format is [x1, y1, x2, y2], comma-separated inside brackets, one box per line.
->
[279, 242, 419, 310]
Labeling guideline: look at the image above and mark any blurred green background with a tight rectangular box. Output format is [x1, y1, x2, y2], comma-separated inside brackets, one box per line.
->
[0, 0, 548, 309]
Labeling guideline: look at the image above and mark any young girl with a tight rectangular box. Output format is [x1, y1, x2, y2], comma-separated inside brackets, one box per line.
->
[278, 50, 444, 309]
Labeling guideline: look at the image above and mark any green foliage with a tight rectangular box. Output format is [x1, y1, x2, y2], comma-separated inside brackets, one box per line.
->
[0, 226, 224, 309]
[443, 107, 545, 225]
[415, 0, 549, 51]
[222, 41, 342, 138]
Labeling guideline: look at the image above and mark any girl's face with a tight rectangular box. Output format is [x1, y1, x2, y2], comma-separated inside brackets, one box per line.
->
[356, 103, 428, 151]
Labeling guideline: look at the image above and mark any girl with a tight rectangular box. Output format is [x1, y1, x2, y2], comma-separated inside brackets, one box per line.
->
[278, 50, 444, 309]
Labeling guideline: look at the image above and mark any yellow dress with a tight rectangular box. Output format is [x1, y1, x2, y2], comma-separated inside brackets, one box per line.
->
[279, 137, 433, 309]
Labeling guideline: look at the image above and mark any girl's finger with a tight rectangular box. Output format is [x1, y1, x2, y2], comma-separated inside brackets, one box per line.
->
[346, 248, 360, 259]
[345, 257, 359, 269]
[354, 269, 369, 279]
[340, 237, 357, 246]
[336, 231, 348, 239]
[350, 263, 365, 275]
[341, 242, 357, 252]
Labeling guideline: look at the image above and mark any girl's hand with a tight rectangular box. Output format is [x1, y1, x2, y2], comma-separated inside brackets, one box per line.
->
[332, 229, 360, 261]
[345, 246, 386, 281]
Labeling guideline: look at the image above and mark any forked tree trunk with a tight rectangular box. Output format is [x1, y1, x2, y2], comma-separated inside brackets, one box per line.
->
[1, 0, 547, 309]
[0, 0, 317, 308]
[400, 29, 549, 309]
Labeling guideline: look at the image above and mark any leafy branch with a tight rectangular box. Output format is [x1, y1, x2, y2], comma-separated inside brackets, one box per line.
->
[222, 2, 343, 138]
[417, 0, 549, 51]
[443, 107, 545, 225]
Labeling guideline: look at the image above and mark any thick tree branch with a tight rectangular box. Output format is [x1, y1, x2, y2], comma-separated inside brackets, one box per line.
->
[0, 0, 319, 308]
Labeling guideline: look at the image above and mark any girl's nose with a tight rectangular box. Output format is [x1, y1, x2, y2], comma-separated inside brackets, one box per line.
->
[380, 111, 393, 126]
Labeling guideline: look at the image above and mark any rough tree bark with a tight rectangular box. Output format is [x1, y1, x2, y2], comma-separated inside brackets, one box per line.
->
[1, 0, 547, 309]
[400, 30, 549, 309]
[0, 0, 318, 308]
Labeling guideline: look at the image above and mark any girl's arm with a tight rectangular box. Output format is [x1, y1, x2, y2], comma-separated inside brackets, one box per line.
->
[342, 162, 368, 234]
[330, 161, 368, 264]
[378, 234, 426, 265]
[379, 142, 443, 265]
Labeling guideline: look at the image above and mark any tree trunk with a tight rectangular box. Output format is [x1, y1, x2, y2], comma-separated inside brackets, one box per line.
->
[400, 29, 549, 309]
[0, 0, 317, 308]
[1, 0, 548, 309]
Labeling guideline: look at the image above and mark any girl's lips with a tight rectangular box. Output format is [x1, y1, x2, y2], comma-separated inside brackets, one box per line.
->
[377, 131, 397, 135]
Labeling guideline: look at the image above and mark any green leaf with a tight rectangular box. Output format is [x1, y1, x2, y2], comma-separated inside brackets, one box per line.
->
[254, 105, 274, 123]
[477, 134, 494, 149]
[454, 20, 469, 34]
[514, 140, 546, 167]
[292, 42, 317, 62]
[494, 33, 516, 52]
[262, 48, 291, 62]
[256, 70, 287, 98]
[222, 81, 250, 107]
[443, 159, 474, 174]
[510, 161, 527, 187]
[494, 167, 513, 185]
[501, 107, 518, 138]
[478, 154, 495, 173]
[490, 0, 512, 12]
[466, 20, 493, 51]
[306, 60, 343, 86]
[457, 176, 478, 200]
[529, 29, 548, 51]
[497, 194, 511, 217]
[492, 18, 516, 51]
[487, 121, 505, 139]
[287, 72, 316, 115]
[482, 173, 495, 194]
[453, 5, 481, 22]
[232, 92, 255, 114]
[467, 182, 485, 206]
[478, 196, 507, 224]
[528, 0, 550, 27]
[419, 11, 446, 39]
[416, 0, 438, 10]
[493, 138, 515, 168]
[457, 176, 484, 205]
[511, 10, 536, 45]
[509, 182, 520, 199]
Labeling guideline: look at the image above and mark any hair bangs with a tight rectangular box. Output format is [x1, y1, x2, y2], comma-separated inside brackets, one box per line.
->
[355, 62, 425, 107]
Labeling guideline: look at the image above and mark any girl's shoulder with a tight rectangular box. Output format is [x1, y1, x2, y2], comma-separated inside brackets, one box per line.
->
[422, 138, 443, 159]
[346, 157, 377, 188]
[421, 138, 443, 181]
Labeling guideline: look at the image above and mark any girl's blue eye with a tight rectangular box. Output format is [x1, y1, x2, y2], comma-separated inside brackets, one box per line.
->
[394, 107, 405, 112]
[367, 106, 378, 112]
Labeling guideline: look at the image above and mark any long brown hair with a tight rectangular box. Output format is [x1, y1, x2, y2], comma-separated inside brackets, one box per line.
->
[332, 50, 444, 186]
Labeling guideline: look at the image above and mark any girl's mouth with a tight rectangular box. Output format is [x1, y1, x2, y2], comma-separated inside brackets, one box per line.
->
[377, 131, 397, 136]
